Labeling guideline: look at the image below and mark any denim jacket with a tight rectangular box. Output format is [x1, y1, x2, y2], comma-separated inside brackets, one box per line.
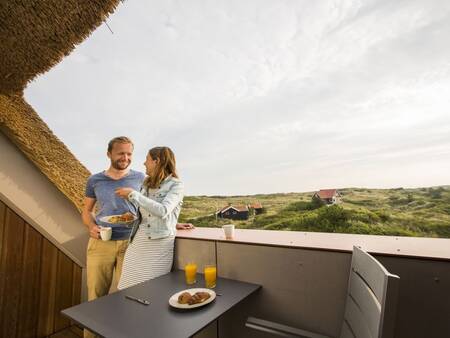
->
[128, 176, 183, 241]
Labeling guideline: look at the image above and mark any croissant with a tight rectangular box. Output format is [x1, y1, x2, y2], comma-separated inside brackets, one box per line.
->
[178, 292, 192, 304]
[187, 292, 211, 305]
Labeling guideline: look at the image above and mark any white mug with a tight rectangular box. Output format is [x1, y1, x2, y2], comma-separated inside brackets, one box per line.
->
[100, 226, 112, 241]
[222, 224, 235, 239]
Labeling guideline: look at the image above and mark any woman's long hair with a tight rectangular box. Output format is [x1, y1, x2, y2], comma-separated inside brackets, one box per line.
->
[143, 146, 178, 190]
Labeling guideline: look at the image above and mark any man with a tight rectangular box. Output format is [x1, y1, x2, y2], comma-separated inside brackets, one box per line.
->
[82, 136, 192, 338]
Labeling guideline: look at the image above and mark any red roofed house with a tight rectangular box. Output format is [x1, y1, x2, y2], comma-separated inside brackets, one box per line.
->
[217, 205, 249, 220]
[313, 189, 341, 205]
[249, 202, 264, 215]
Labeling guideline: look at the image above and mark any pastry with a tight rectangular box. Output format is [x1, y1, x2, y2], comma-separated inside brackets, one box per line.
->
[178, 292, 192, 304]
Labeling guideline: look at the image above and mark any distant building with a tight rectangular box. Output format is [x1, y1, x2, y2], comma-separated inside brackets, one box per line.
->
[249, 202, 264, 215]
[217, 205, 249, 220]
[313, 189, 341, 205]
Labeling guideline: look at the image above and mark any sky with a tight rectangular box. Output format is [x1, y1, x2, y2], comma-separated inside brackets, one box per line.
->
[25, 0, 450, 196]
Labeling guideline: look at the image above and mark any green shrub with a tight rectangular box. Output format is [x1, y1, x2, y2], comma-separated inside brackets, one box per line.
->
[316, 206, 351, 230]
[311, 196, 325, 209]
[374, 210, 391, 222]
[351, 209, 380, 224]
[285, 200, 321, 212]
[179, 186, 450, 238]
[428, 188, 443, 199]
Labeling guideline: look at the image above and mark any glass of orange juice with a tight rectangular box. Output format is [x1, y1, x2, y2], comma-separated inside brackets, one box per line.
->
[204, 265, 217, 288]
[185, 263, 197, 284]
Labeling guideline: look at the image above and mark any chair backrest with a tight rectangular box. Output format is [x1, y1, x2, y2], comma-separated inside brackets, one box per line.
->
[340, 246, 399, 338]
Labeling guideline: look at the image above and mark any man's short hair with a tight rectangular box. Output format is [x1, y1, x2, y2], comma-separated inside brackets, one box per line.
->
[107, 136, 134, 153]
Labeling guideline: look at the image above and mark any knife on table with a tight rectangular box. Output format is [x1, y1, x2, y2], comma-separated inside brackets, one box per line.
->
[125, 295, 150, 305]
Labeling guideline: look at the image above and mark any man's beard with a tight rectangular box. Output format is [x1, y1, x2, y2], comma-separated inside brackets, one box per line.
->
[111, 159, 130, 170]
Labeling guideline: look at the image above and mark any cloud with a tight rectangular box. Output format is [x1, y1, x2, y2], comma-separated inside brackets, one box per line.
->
[25, 0, 450, 195]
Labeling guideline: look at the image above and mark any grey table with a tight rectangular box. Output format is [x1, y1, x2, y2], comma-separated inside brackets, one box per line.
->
[62, 270, 261, 338]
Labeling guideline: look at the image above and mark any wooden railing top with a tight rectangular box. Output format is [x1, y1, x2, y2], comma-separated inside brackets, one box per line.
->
[176, 227, 450, 261]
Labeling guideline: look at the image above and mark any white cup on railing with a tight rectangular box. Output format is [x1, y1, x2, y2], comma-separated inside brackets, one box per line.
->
[222, 224, 235, 240]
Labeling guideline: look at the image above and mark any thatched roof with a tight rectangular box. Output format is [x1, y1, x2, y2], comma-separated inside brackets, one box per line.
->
[0, 0, 122, 211]
[0, 0, 121, 93]
[0, 94, 91, 210]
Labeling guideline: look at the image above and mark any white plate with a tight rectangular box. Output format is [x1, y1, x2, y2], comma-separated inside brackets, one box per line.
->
[99, 214, 137, 224]
[169, 288, 216, 309]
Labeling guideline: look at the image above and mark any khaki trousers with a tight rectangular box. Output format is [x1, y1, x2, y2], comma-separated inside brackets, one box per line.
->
[84, 238, 128, 338]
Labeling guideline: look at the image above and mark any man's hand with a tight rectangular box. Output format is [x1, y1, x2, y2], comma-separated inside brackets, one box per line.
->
[176, 223, 195, 230]
[115, 187, 134, 199]
[82, 197, 101, 239]
[89, 224, 101, 239]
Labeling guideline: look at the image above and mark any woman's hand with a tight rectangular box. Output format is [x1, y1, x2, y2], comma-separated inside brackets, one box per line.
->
[176, 223, 195, 230]
[115, 187, 134, 199]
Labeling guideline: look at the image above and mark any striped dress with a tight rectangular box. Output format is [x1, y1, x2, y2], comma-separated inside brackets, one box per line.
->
[117, 227, 174, 289]
[117, 177, 183, 290]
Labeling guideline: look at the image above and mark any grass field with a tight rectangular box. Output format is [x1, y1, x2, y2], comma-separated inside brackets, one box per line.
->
[178, 186, 450, 238]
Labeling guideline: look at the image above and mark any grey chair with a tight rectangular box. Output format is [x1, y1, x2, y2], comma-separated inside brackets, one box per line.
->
[246, 246, 400, 338]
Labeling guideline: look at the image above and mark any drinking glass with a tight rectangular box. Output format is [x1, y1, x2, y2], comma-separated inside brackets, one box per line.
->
[185, 263, 197, 285]
[204, 265, 217, 288]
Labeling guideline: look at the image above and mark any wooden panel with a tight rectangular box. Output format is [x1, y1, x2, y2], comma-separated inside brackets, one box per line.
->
[54, 251, 74, 331]
[347, 271, 381, 338]
[72, 263, 82, 305]
[0, 200, 6, 314]
[17, 224, 43, 338]
[37, 238, 58, 337]
[351, 247, 389, 302]
[0, 207, 25, 338]
[0, 200, 83, 338]
[71, 263, 82, 326]
[0, 200, 5, 259]
[344, 296, 372, 338]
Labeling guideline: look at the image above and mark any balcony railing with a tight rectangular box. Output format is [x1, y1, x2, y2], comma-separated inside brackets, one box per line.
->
[174, 227, 450, 338]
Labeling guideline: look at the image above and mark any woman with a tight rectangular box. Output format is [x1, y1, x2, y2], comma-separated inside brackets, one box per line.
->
[115, 146, 183, 289]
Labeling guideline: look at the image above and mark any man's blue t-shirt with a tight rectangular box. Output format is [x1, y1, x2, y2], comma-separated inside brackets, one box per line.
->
[85, 169, 145, 240]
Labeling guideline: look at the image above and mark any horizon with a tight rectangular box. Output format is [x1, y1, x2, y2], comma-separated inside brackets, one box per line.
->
[187, 183, 450, 198]
[25, 1, 450, 195]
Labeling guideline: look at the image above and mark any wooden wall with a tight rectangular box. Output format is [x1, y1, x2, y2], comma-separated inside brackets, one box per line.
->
[0, 200, 82, 337]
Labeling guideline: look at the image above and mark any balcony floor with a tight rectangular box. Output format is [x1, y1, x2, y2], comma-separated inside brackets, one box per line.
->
[48, 325, 83, 338]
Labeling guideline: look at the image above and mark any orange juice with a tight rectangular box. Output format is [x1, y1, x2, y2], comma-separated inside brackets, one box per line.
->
[185, 263, 197, 284]
[204, 265, 217, 288]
